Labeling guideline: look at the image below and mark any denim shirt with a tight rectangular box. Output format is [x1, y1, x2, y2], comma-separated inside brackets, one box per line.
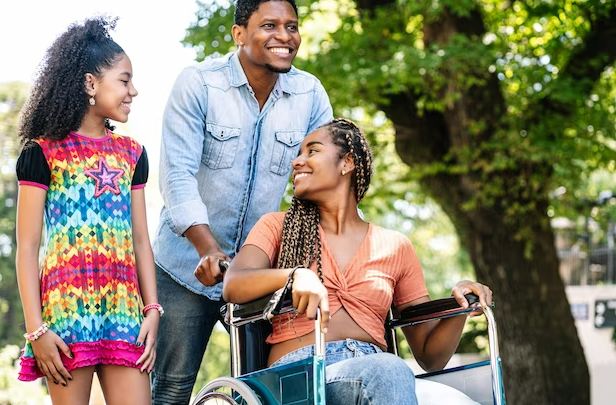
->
[152, 52, 333, 299]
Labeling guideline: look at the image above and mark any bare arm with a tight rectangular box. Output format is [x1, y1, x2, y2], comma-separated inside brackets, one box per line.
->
[222, 244, 330, 331]
[222, 244, 290, 303]
[132, 189, 157, 305]
[16, 185, 72, 384]
[400, 281, 493, 371]
[16, 186, 46, 335]
[131, 188, 159, 372]
[188, 224, 230, 287]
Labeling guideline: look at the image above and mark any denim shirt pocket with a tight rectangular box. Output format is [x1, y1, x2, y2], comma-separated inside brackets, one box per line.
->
[270, 130, 304, 176]
[202, 122, 241, 169]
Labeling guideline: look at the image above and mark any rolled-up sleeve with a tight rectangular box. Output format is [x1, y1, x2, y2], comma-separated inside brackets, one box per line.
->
[159, 66, 210, 236]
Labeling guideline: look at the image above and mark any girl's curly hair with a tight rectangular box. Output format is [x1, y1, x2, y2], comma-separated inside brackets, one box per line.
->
[277, 118, 373, 280]
[18, 16, 124, 143]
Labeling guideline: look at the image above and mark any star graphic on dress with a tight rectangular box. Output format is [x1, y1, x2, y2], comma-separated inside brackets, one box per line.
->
[85, 157, 125, 197]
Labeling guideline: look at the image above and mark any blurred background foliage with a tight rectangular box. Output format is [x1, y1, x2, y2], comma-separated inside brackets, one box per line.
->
[0, 82, 41, 404]
[0, 82, 28, 350]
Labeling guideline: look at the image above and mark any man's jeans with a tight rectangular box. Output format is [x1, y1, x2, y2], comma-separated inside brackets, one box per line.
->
[151, 265, 226, 405]
[271, 339, 419, 405]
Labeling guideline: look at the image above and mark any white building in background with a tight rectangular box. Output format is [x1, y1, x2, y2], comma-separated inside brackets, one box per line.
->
[553, 216, 616, 405]
[566, 286, 616, 405]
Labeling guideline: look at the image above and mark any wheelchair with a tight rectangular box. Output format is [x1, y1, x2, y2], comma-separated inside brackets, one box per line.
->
[192, 287, 506, 405]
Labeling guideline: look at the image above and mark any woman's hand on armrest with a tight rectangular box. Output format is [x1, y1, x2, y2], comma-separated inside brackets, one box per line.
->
[450, 280, 493, 317]
[399, 281, 494, 371]
[291, 268, 330, 333]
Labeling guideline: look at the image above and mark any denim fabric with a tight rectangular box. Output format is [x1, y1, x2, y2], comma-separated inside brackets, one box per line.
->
[152, 51, 333, 300]
[270, 338, 383, 368]
[271, 339, 419, 405]
[151, 265, 226, 405]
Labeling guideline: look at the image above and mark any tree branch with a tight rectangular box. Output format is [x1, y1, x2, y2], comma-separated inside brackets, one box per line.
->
[354, 0, 395, 15]
[380, 5, 506, 164]
[539, 6, 616, 117]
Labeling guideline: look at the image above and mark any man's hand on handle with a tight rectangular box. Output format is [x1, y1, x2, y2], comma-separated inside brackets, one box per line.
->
[194, 253, 231, 286]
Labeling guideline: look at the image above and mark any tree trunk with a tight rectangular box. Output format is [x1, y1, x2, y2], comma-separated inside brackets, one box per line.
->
[373, 6, 591, 404]
[385, 104, 591, 404]
[439, 179, 589, 404]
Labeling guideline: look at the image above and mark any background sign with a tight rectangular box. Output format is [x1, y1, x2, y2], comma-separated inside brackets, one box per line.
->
[571, 303, 589, 321]
[594, 299, 616, 328]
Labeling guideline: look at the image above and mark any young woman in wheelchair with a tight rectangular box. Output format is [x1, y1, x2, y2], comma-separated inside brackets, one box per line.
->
[222, 118, 493, 405]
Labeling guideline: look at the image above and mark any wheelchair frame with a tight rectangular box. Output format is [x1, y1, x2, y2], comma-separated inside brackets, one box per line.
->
[388, 300, 506, 405]
[192, 292, 506, 405]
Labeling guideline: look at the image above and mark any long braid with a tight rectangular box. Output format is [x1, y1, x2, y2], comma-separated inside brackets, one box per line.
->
[278, 118, 373, 283]
[279, 198, 323, 281]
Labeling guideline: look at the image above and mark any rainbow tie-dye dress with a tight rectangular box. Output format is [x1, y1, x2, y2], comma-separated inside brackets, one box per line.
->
[16, 130, 148, 381]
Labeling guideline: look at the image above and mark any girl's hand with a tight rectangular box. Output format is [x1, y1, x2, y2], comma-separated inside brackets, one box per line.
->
[30, 330, 73, 386]
[135, 312, 160, 373]
[291, 268, 330, 333]
[451, 280, 493, 317]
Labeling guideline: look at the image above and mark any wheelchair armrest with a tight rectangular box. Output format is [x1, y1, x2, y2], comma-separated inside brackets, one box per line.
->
[388, 293, 480, 329]
[222, 294, 272, 319]
[220, 286, 295, 324]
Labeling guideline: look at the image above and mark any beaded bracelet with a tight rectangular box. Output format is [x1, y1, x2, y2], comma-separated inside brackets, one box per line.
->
[23, 323, 49, 342]
[142, 303, 164, 317]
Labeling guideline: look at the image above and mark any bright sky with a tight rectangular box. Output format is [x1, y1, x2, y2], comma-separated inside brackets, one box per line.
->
[0, 0, 203, 232]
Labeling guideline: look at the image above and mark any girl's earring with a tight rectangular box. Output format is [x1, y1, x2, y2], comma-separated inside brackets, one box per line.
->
[89, 97, 96, 106]
[342, 170, 346, 176]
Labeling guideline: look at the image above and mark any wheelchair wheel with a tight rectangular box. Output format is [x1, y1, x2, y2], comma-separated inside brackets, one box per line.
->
[192, 376, 262, 405]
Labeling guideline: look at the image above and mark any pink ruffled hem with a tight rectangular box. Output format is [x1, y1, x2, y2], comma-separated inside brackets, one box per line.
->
[18, 340, 145, 381]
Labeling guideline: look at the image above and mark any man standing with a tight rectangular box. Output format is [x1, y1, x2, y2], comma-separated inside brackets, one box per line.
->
[151, 0, 333, 403]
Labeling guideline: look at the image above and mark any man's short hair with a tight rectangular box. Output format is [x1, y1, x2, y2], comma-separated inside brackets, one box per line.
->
[234, 0, 299, 27]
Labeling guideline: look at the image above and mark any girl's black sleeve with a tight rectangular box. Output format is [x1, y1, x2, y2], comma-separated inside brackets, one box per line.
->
[16, 142, 50, 187]
[132, 147, 149, 187]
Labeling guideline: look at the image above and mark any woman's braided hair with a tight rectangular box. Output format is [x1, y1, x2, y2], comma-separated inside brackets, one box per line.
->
[18, 16, 124, 144]
[277, 118, 373, 281]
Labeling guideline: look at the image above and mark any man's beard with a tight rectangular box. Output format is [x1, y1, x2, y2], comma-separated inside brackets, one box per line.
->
[265, 63, 292, 73]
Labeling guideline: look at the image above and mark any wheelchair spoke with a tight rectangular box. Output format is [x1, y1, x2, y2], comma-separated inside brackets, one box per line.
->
[193, 391, 240, 405]
[192, 377, 262, 405]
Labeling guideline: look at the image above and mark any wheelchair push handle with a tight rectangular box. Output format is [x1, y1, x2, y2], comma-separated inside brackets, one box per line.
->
[465, 293, 479, 305]
[465, 292, 497, 309]
[219, 260, 230, 273]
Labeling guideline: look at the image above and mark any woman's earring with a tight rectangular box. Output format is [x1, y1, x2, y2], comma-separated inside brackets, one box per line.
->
[89, 97, 96, 106]
[342, 170, 346, 176]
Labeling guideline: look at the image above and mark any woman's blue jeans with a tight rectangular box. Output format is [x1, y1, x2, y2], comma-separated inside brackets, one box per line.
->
[270, 339, 419, 405]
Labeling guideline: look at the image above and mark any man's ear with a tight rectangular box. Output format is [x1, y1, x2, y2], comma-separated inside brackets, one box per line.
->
[232, 25, 245, 47]
[84, 73, 96, 96]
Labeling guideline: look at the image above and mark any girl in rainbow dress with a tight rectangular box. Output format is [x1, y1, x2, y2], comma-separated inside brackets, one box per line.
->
[15, 16, 160, 405]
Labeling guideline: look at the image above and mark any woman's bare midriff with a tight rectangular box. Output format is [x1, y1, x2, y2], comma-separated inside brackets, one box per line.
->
[267, 307, 385, 366]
